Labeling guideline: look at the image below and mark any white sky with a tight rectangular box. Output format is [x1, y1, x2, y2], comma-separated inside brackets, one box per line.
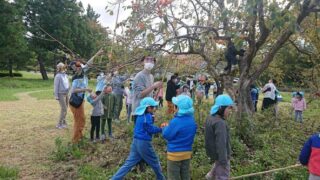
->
[79, 0, 130, 31]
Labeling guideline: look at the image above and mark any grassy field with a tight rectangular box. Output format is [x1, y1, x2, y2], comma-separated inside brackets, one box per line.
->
[0, 72, 319, 179]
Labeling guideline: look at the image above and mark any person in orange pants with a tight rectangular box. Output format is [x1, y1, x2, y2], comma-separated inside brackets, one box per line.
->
[70, 102, 86, 143]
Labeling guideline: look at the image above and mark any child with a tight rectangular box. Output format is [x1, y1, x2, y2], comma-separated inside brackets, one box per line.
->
[111, 97, 165, 180]
[291, 92, 307, 123]
[101, 85, 116, 141]
[124, 82, 133, 123]
[299, 133, 320, 179]
[86, 91, 105, 142]
[205, 94, 234, 180]
[162, 95, 197, 180]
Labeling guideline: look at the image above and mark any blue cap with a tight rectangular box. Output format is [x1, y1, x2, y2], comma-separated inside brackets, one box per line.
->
[172, 95, 194, 115]
[210, 94, 234, 115]
[135, 97, 159, 115]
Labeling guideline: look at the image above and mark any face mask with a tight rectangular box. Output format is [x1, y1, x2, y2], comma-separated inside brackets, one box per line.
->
[144, 62, 154, 70]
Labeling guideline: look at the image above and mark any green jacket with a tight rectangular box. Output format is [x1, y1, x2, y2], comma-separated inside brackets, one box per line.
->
[102, 93, 115, 119]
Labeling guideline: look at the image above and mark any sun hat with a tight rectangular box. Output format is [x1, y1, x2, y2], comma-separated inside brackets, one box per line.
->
[135, 97, 159, 115]
[210, 94, 234, 115]
[172, 95, 194, 115]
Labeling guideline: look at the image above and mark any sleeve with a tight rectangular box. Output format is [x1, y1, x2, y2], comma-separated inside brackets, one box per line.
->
[144, 115, 162, 134]
[133, 74, 146, 99]
[215, 121, 228, 166]
[299, 137, 312, 165]
[86, 95, 94, 105]
[162, 119, 179, 141]
[71, 80, 78, 93]
[54, 75, 60, 98]
[90, 92, 104, 105]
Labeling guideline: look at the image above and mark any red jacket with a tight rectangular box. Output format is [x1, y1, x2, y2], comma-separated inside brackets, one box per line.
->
[299, 133, 320, 176]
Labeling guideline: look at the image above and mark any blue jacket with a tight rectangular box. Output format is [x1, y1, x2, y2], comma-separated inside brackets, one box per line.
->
[162, 115, 197, 152]
[299, 133, 320, 176]
[134, 113, 162, 141]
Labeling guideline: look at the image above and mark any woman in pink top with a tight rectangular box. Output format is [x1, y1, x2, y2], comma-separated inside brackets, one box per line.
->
[291, 92, 307, 123]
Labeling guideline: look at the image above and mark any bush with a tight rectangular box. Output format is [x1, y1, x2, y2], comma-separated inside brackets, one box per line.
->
[0, 166, 19, 179]
[0, 72, 22, 77]
[51, 137, 84, 162]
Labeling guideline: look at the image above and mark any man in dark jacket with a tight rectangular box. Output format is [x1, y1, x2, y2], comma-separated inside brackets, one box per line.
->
[165, 75, 178, 114]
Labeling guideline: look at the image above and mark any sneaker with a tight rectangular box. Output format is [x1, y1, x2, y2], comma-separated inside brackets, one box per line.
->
[100, 134, 106, 143]
[205, 173, 213, 180]
[56, 124, 63, 129]
[109, 134, 114, 139]
[61, 124, 68, 128]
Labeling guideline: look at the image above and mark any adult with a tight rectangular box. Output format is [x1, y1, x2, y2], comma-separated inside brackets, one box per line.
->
[54, 62, 69, 129]
[204, 80, 211, 100]
[69, 49, 103, 143]
[132, 56, 163, 122]
[111, 70, 128, 123]
[261, 79, 277, 111]
[131, 55, 163, 172]
[165, 75, 178, 114]
[205, 94, 234, 180]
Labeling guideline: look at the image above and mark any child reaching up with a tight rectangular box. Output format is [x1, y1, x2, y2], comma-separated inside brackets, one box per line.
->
[291, 92, 307, 123]
[86, 91, 105, 142]
[111, 97, 165, 180]
[162, 95, 197, 180]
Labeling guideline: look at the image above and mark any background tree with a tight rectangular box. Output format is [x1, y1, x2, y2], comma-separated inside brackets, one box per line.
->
[25, 0, 108, 79]
[0, 0, 29, 77]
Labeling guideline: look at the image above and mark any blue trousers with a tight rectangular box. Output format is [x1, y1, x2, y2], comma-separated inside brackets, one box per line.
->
[295, 110, 303, 123]
[112, 138, 165, 180]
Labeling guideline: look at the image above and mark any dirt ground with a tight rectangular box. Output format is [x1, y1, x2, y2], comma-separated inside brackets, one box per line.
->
[0, 91, 76, 179]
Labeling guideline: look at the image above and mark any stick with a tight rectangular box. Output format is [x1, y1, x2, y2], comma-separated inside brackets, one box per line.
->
[230, 164, 302, 180]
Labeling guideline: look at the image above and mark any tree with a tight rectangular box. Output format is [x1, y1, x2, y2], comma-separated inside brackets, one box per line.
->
[0, 0, 29, 77]
[109, 0, 319, 112]
[25, 0, 108, 79]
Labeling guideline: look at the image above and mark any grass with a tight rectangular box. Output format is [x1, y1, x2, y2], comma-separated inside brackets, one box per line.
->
[0, 71, 53, 101]
[0, 166, 19, 180]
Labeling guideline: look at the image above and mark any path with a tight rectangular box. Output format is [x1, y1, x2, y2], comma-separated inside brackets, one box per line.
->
[0, 91, 73, 179]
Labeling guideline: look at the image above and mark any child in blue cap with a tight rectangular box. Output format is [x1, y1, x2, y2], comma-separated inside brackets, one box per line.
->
[111, 97, 165, 180]
[162, 95, 197, 180]
[205, 94, 234, 180]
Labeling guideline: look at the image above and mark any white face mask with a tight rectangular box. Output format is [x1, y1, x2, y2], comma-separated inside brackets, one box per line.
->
[144, 62, 154, 71]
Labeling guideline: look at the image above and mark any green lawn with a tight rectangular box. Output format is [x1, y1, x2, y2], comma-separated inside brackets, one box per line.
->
[0, 71, 97, 101]
[0, 72, 54, 101]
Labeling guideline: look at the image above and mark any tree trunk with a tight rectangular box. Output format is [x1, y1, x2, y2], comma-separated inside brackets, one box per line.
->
[8, 59, 13, 77]
[237, 79, 254, 115]
[38, 56, 48, 80]
[53, 54, 57, 77]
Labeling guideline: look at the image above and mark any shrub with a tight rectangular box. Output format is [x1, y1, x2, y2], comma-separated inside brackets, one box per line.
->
[0, 72, 22, 77]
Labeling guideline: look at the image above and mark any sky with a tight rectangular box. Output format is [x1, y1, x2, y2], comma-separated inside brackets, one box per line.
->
[79, 0, 130, 31]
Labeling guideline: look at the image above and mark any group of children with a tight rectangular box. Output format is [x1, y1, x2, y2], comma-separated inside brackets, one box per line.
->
[110, 93, 236, 180]
[86, 74, 134, 142]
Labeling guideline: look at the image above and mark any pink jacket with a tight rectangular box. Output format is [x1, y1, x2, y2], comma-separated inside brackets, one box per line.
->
[292, 97, 307, 111]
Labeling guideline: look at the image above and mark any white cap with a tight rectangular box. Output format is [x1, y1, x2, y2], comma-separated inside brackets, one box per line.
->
[56, 62, 65, 68]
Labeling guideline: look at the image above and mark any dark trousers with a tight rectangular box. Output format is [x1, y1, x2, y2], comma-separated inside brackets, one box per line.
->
[90, 116, 100, 140]
[101, 118, 112, 136]
[261, 98, 276, 111]
[158, 97, 163, 107]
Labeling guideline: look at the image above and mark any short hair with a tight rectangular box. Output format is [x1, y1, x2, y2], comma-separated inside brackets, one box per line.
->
[170, 75, 177, 80]
[141, 56, 156, 62]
